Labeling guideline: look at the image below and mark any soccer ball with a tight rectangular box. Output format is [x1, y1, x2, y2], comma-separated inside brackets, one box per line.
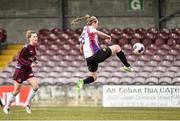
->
[133, 43, 145, 55]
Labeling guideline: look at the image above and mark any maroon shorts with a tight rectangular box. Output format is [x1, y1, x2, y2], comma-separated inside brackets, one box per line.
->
[13, 67, 35, 84]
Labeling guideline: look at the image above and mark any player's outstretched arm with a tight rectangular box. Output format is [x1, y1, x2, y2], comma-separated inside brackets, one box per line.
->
[95, 30, 111, 43]
[95, 30, 110, 38]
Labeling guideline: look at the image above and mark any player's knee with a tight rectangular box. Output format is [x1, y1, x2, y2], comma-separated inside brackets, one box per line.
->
[90, 73, 97, 81]
[32, 85, 39, 92]
[93, 75, 97, 81]
[114, 44, 121, 52]
[13, 90, 20, 96]
[33, 87, 39, 92]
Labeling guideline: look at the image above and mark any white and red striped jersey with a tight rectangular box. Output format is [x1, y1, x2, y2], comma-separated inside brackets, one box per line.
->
[79, 25, 100, 58]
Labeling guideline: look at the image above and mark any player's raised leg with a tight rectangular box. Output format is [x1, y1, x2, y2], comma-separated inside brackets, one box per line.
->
[109, 45, 134, 72]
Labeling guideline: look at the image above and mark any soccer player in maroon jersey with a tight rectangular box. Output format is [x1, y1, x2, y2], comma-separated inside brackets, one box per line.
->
[3, 30, 39, 114]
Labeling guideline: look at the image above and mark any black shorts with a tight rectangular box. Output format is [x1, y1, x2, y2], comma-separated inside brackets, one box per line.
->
[86, 47, 112, 72]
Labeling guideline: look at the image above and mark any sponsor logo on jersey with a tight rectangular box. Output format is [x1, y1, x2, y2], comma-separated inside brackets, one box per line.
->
[103, 48, 106, 51]
[29, 73, 34, 76]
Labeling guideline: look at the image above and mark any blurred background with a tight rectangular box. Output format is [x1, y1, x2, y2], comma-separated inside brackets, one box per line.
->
[0, 0, 180, 107]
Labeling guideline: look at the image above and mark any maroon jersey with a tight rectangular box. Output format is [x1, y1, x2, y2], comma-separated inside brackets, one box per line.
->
[17, 44, 37, 68]
[13, 44, 37, 83]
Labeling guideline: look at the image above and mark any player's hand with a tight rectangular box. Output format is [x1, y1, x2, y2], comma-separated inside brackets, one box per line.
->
[80, 48, 83, 55]
[105, 36, 111, 43]
[31, 61, 38, 68]
[34, 60, 38, 64]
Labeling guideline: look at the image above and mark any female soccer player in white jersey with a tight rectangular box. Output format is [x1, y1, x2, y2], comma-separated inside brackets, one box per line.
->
[71, 15, 133, 92]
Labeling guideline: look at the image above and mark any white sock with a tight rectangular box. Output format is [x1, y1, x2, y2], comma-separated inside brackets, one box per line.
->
[25, 89, 37, 105]
[6, 93, 15, 108]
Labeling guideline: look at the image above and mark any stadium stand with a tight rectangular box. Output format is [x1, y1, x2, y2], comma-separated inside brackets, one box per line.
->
[0, 27, 180, 85]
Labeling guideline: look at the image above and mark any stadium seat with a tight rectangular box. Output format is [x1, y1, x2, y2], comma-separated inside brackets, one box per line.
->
[172, 28, 180, 35]
[136, 72, 148, 78]
[168, 49, 178, 56]
[130, 38, 140, 45]
[0, 72, 10, 79]
[155, 38, 165, 46]
[160, 28, 171, 35]
[132, 77, 145, 85]
[142, 39, 152, 47]
[39, 28, 50, 37]
[2, 78, 13, 85]
[133, 61, 145, 67]
[169, 33, 179, 40]
[172, 78, 180, 85]
[168, 66, 179, 72]
[120, 33, 131, 40]
[145, 77, 158, 85]
[135, 28, 146, 35]
[111, 71, 123, 79]
[127, 55, 137, 62]
[154, 66, 167, 72]
[107, 77, 121, 85]
[149, 71, 161, 78]
[41, 77, 55, 86]
[132, 66, 142, 72]
[157, 33, 168, 40]
[119, 77, 132, 85]
[160, 44, 171, 50]
[111, 28, 122, 35]
[148, 27, 158, 35]
[151, 55, 161, 62]
[96, 77, 107, 85]
[147, 44, 157, 51]
[36, 72, 48, 79]
[122, 44, 132, 51]
[163, 55, 174, 62]
[123, 28, 134, 35]
[147, 61, 158, 67]
[161, 72, 175, 78]
[173, 60, 180, 67]
[144, 33, 155, 40]
[156, 49, 166, 56]
[122, 72, 136, 78]
[144, 49, 154, 56]
[174, 72, 180, 78]
[98, 71, 112, 78]
[159, 61, 172, 67]
[75, 28, 83, 35]
[159, 77, 172, 85]
[118, 38, 129, 46]
[48, 72, 60, 78]
[142, 66, 153, 72]
[167, 39, 176, 47]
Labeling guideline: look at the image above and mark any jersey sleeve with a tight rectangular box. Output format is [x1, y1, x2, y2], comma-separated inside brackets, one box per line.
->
[79, 29, 86, 44]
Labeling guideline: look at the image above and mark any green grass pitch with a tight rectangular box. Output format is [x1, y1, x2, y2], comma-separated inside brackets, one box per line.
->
[0, 106, 180, 120]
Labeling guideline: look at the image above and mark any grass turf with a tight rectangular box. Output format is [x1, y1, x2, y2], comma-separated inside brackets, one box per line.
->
[0, 106, 180, 120]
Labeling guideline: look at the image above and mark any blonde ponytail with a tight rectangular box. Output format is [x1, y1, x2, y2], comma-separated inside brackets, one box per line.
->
[71, 14, 91, 25]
